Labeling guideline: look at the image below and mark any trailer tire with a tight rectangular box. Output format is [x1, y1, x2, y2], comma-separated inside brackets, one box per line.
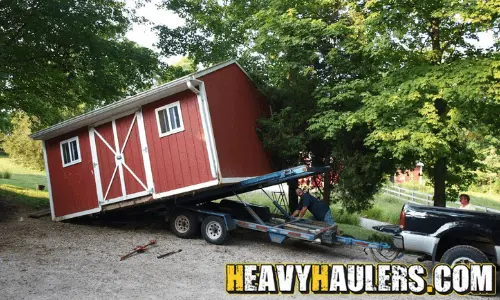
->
[170, 210, 198, 238]
[440, 245, 488, 266]
[201, 216, 228, 245]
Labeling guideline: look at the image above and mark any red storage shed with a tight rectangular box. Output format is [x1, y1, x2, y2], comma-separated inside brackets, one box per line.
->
[31, 60, 273, 221]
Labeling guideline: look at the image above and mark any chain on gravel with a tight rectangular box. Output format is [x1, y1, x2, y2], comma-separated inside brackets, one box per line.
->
[368, 248, 402, 263]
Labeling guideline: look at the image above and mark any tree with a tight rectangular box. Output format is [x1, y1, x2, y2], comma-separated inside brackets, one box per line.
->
[2, 113, 44, 170]
[157, 0, 392, 210]
[0, 0, 160, 127]
[157, 0, 500, 210]
[350, 0, 500, 206]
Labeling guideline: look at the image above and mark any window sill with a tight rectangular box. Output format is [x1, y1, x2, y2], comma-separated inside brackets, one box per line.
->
[62, 159, 82, 168]
[158, 127, 185, 138]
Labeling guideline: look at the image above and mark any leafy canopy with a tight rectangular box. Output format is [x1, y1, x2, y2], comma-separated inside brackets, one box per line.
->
[158, 0, 500, 209]
[0, 0, 160, 127]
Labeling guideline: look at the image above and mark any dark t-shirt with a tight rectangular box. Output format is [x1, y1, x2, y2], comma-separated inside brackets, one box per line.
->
[297, 193, 329, 220]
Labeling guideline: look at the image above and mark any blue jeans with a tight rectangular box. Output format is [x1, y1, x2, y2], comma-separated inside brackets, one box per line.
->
[322, 209, 335, 225]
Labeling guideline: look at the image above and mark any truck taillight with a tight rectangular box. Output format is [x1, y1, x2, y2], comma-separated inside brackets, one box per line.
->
[399, 210, 406, 230]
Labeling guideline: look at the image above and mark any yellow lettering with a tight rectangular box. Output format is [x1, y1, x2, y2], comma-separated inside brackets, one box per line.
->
[226, 264, 244, 292]
[311, 265, 329, 292]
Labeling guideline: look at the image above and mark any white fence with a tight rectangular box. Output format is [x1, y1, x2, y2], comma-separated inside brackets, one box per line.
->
[382, 185, 500, 214]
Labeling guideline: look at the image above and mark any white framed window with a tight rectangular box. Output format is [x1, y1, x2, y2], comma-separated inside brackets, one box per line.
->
[60, 136, 82, 167]
[155, 101, 185, 137]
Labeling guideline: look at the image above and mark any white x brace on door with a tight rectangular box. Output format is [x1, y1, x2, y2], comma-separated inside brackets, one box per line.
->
[89, 111, 154, 204]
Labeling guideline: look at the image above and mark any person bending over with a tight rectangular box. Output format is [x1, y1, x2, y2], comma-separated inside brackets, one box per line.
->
[291, 188, 335, 225]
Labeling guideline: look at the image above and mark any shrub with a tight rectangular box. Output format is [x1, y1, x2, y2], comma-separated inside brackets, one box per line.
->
[2, 113, 44, 171]
[362, 207, 383, 220]
[1, 170, 12, 179]
[331, 207, 360, 226]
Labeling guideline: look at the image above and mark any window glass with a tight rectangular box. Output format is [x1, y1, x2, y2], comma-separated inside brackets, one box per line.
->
[60, 137, 81, 167]
[156, 102, 184, 136]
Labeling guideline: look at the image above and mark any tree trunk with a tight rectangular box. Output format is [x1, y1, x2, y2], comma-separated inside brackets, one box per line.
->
[433, 157, 446, 207]
[287, 179, 298, 213]
[323, 171, 331, 206]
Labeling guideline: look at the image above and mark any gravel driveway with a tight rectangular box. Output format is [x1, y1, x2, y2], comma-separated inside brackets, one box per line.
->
[0, 198, 497, 300]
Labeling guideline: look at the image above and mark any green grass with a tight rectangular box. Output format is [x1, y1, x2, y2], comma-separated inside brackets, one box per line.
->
[337, 223, 392, 244]
[0, 154, 49, 208]
[398, 181, 500, 210]
[0, 154, 47, 189]
[0, 184, 49, 208]
[466, 192, 500, 210]
[361, 194, 403, 225]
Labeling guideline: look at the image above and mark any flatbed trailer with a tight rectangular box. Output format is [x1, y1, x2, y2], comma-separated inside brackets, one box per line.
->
[161, 165, 394, 254]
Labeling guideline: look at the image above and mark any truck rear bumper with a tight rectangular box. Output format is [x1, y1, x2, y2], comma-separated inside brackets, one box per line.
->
[372, 225, 439, 255]
[393, 231, 439, 255]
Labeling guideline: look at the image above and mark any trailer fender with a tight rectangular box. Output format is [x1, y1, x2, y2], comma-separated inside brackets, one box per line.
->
[180, 207, 236, 231]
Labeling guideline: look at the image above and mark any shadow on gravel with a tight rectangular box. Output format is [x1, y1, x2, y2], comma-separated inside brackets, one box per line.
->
[67, 209, 168, 231]
[62, 208, 363, 260]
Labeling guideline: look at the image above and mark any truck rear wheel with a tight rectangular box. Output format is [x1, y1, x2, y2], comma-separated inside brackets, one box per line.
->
[169, 210, 198, 238]
[440, 245, 488, 266]
[201, 216, 228, 245]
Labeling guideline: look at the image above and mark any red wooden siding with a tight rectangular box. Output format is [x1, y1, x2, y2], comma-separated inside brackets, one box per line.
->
[199, 64, 273, 178]
[142, 90, 213, 194]
[94, 122, 122, 200]
[45, 127, 98, 217]
[115, 114, 147, 195]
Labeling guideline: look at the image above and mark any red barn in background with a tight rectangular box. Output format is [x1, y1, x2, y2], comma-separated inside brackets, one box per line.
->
[32, 60, 273, 221]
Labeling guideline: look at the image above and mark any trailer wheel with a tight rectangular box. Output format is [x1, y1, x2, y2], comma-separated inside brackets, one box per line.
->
[169, 210, 198, 238]
[440, 245, 488, 266]
[201, 216, 228, 245]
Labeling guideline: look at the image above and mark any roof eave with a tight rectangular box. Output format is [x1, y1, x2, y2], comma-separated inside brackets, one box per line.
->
[31, 59, 242, 141]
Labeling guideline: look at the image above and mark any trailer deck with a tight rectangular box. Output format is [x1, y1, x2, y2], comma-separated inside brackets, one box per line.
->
[160, 165, 393, 253]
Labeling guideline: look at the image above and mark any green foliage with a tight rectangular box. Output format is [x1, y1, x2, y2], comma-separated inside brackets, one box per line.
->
[361, 194, 402, 225]
[156, 57, 197, 84]
[2, 113, 44, 170]
[158, 0, 500, 209]
[330, 207, 361, 226]
[356, 57, 500, 202]
[0, 0, 160, 127]
[0, 170, 12, 179]
[337, 223, 392, 243]
[470, 146, 500, 194]
[313, 0, 500, 205]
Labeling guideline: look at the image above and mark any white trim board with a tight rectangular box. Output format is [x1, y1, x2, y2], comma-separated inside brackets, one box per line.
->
[54, 207, 102, 222]
[198, 81, 221, 180]
[89, 128, 104, 204]
[153, 180, 219, 199]
[136, 109, 155, 192]
[42, 141, 56, 221]
[188, 80, 218, 179]
[103, 190, 151, 205]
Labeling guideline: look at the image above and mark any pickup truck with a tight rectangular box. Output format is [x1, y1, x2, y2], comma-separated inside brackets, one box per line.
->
[374, 203, 500, 266]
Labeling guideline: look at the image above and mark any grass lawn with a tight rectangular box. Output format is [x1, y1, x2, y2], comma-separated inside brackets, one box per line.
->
[337, 223, 392, 244]
[399, 181, 500, 210]
[0, 154, 49, 208]
[0, 154, 47, 189]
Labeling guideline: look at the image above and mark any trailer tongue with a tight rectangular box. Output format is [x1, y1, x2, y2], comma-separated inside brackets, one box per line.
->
[159, 165, 400, 262]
